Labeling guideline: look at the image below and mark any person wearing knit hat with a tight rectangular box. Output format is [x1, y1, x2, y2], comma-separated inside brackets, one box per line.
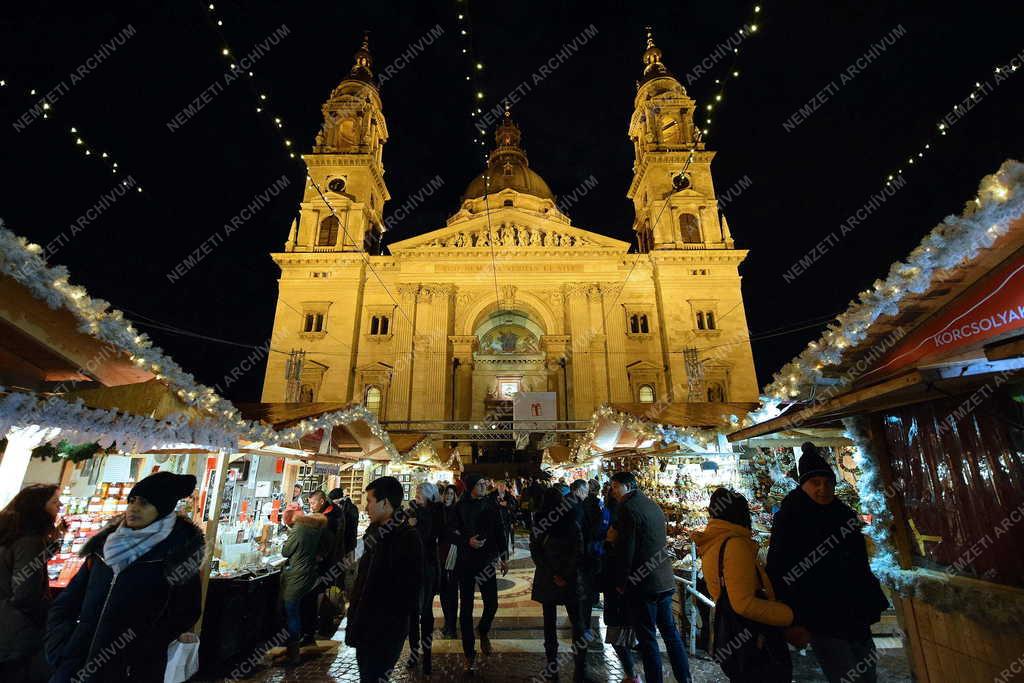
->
[46, 471, 205, 682]
[766, 445, 889, 683]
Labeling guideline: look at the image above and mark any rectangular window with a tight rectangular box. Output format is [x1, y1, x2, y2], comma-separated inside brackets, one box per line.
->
[303, 312, 325, 333]
[369, 315, 390, 337]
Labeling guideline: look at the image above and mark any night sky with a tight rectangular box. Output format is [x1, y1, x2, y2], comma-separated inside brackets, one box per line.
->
[2, 1, 1022, 402]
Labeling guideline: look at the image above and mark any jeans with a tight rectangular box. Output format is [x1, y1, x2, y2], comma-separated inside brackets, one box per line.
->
[628, 590, 691, 683]
[440, 570, 459, 632]
[613, 644, 636, 678]
[356, 637, 406, 683]
[283, 598, 304, 643]
[811, 634, 878, 683]
[458, 564, 499, 660]
[542, 596, 594, 682]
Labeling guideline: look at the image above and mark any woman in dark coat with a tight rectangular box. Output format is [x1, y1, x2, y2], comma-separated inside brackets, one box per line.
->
[530, 487, 589, 682]
[602, 491, 640, 683]
[406, 482, 444, 675]
[0, 484, 62, 682]
[45, 472, 203, 683]
[437, 484, 461, 638]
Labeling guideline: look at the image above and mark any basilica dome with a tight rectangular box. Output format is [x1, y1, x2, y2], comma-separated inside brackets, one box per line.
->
[462, 111, 555, 201]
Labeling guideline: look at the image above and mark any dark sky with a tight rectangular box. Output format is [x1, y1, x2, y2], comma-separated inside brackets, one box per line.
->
[2, 0, 1022, 401]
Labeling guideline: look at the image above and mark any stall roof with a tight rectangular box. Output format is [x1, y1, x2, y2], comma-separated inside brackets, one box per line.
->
[235, 402, 396, 460]
[610, 402, 759, 428]
[737, 161, 1024, 442]
[0, 226, 239, 423]
[63, 379, 203, 420]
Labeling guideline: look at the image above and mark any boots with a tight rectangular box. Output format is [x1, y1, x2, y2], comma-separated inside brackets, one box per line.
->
[283, 641, 301, 666]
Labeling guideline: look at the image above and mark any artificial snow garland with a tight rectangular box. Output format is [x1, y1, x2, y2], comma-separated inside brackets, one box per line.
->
[572, 404, 733, 463]
[843, 415, 1024, 627]
[0, 391, 239, 453]
[766, 160, 1024, 400]
[0, 390, 400, 461]
[0, 223, 241, 421]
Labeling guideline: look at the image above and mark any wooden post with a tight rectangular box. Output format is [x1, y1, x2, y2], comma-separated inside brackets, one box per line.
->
[865, 414, 915, 569]
[195, 450, 229, 635]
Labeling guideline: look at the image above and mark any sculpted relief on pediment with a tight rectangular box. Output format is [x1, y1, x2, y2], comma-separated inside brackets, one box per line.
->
[422, 224, 592, 249]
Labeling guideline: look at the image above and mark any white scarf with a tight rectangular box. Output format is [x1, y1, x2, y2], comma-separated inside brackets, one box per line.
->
[102, 512, 177, 575]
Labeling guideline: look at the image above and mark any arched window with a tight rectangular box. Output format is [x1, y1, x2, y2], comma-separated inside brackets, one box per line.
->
[705, 311, 716, 330]
[299, 384, 315, 403]
[639, 314, 650, 334]
[370, 316, 380, 335]
[630, 314, 640, 334]
[707, 382, 725, 403]
[679, 213, 701, 243]
[365, 386, 382, 416]
[696, 311, 705, 330]
[638, 384, 656, 403]
[317, 216, 340, 247]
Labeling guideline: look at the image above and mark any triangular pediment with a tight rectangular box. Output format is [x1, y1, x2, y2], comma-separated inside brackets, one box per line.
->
[389, 220, 629, 253]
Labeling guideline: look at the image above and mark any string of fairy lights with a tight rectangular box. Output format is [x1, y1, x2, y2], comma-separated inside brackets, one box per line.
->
[884, 58, 1021, 187]
[451, 0, 504, 306]
[1, 78, 143, 194]
[201, 3, 298, 161]
[200, 3, 416, 326]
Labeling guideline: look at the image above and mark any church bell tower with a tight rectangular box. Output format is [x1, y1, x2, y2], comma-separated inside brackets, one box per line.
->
[285, 35, 390, 254]
[626, 30, 733, 252]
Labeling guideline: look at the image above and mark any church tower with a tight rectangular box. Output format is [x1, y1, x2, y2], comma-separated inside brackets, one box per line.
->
[625, 30, 757, 405]
[284, 35, 390, 254]
[626, 30, 734, 251]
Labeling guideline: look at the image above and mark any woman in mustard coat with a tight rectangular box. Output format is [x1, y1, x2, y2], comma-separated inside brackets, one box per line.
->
[692, 488, 797, 682]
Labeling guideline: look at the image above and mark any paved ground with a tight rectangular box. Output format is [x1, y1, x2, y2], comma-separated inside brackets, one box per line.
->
[202, 540, 913, 682]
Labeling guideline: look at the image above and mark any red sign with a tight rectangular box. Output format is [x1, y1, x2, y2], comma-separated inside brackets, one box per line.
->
[865, 250, 1024, 379]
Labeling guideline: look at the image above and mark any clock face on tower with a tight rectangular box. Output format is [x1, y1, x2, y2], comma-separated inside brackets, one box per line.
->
[328, 178, 346, 194]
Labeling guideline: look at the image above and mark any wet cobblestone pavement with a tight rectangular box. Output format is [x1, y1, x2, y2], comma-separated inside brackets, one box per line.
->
[202, 541, 912, 682]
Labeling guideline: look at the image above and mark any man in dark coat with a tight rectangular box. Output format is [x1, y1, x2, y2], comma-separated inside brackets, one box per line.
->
[609, 471, 691, 683]
[346, 476, 423, 683]
[531, 487, 592, 682]
[766, 444, 889, 683]
[328, 487, 359, 558]
[453, 473, 508, 672]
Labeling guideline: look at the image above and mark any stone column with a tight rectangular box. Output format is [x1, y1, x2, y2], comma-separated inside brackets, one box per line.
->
[541, 335, 570, 419]
[449, 335, 478, 421]
[601, 281, 632, 402]
[411, 284, 454, 421]
[387, 284, 418, 423]
[587, 285, 610, 407]
[564, 284, 594, 420]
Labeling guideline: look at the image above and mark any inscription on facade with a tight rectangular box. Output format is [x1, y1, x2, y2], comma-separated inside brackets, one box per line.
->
[434, 263, 586, 273]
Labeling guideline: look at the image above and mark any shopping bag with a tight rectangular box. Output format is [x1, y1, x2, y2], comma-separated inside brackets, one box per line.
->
[164, 632, 200, 683]
[444, 545, 458, 571]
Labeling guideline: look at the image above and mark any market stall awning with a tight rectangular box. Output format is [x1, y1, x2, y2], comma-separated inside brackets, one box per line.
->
[610, 402, 759, 428]
[234, 402, 395, 460]
[63, 379, 205, 421]
[588, 402, 757, 453]
[743, 162, 1024, 441]
[0, 274, 153, 391]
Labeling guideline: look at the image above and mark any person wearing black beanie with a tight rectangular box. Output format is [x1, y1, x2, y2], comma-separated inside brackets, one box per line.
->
[46, 470, 205, 682]
[766, 445, 889, 683]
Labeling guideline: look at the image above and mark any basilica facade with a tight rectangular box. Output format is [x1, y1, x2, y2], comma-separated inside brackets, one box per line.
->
[260, 36, 759, 446]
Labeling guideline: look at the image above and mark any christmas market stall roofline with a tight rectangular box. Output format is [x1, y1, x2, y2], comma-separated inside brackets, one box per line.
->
[731, 159, 1024, 683]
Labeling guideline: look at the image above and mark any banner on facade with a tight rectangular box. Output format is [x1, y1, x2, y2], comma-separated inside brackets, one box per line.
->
[513, 392, 557, 422]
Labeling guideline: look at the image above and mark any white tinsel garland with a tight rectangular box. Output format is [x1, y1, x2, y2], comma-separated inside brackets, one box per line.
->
[767, 160, 1024, 399]
[843, 415, 1024, 627]
[0, 391, 239, 453]
[0, 223, 241, 422]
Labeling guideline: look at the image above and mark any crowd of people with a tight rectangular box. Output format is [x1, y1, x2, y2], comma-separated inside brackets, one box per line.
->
[0, 443, 887, 683]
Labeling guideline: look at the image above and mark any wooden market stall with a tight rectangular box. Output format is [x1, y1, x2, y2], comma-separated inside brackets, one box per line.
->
[730, 161, 1024, 682]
